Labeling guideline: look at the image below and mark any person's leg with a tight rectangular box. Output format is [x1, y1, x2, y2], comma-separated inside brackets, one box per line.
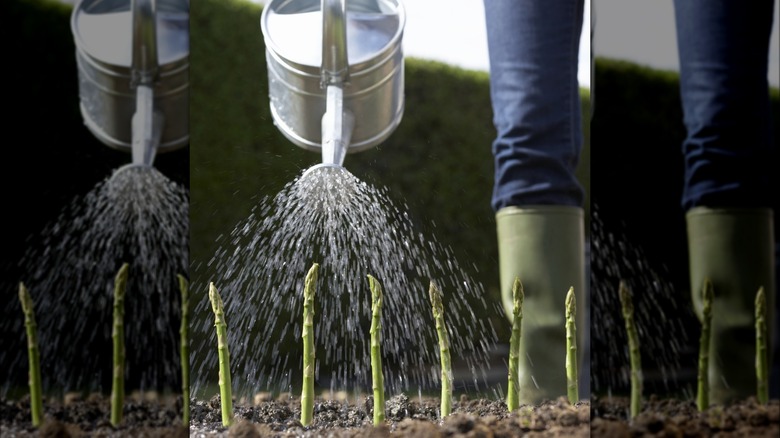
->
[674, 0, 776, 404]
[485, 0, 586, 403]
[487, 0, 585, 210]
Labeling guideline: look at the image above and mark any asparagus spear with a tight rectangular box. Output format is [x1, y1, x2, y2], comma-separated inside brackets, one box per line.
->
[618, 281, 642, 418]
[696, 280, 713, 411]
[209, 282, 233, 427]
[178, 275, 190, 425]
[368, 275, 385, 425]
[301, 263, 319, 427]
[429, 281, 452, 417]
[506, 277, 523, 412]
[755, 287, 768, 405]
[565, 287, 578, 404]
[111, 263, 129, 426]
[19, 282, 43, 427]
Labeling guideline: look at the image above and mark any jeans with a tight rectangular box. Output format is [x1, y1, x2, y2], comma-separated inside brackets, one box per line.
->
[484, 0, 586, 211]
[674, 0, 776, 210]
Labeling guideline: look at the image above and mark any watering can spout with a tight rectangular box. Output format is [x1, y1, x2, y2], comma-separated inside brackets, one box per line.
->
[132, 0, 159, 86]
[131, 85, 164, 167]
[130, 0, 163, 168]
[321, 86, 353, 167]
[319, 0, 352, 167]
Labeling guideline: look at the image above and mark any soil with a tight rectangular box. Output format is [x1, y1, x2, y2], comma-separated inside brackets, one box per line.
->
[0, 393, 188, 437]
[591, 394, 780, 437]
[5, 392, 775, 436]
[189, 393, 590, 437]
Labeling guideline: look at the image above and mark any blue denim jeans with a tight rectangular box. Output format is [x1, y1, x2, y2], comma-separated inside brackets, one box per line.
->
[484, 0, 586, 212]
[674, 0, 776, 210]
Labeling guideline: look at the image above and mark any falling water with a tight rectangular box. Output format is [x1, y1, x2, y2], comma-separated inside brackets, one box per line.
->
[1, 166, 188, 395]
[590, 204, 695, 397]
[191, 165, 501, 398]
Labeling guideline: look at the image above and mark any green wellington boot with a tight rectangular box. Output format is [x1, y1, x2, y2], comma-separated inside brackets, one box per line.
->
[496, 205, 585, 403]
[687, 207, 776, 404]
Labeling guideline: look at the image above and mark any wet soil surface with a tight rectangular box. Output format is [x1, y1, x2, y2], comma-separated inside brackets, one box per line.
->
[0, 393, 188, 437]
[591, 395, 780, 437]
[190, 393, 590, 437]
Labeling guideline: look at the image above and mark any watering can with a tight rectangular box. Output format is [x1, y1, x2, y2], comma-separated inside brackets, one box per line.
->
[261, 0, 405, 167]
[72, 0, 189, 167]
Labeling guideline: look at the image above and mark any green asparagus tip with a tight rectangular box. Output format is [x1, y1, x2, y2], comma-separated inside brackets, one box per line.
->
[512, 277, 524, 318]
[618, 281, 632, 315]
[429, 281, 442, 312]
[19, 282, 31, 313]
[115, 263, 129, 297]
[566, 287, 575, 315]
[209, 282, 223, 314]
[755, 286, 765, 312]
[702, 280, 713, 317]
[368, 275, 383, 303]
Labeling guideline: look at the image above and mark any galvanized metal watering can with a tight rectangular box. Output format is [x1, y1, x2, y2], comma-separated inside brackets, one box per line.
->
[72, 0, 189, 167]
[261, 0, 406, 167]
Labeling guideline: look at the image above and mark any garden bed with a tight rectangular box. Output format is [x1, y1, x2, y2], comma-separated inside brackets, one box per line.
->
[591, 395, 780, 437]
[0, 393, 187, 437]
[189, 393, 590, 437]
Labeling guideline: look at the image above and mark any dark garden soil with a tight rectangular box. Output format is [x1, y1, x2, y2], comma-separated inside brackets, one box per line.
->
[6, 392, 775, 436]
[591, 394, 780, 437]
[189, 393, 590, 437]
[0, 393, 188, 437]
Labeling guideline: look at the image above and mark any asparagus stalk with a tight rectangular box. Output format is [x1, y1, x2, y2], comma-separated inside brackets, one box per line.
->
[755, 287, 768, 405]
[178, 275, 190, 425]
[618, 281, 642, 418]
[18, 282, 43, 427]
[565, 287, 578, 404]
[506, 277, 523, 412]
[301, 263, 319, 427]
[429, 281, 452, 417]
[368, 275, 385, 425]
[696, 280, 713, 411]
[111, 263, 129, 426]
[209, 282, 233, 427]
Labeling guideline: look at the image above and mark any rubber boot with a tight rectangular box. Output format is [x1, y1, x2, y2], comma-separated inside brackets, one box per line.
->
[687, 207, 776, 404]
[497, 206, 585, 403]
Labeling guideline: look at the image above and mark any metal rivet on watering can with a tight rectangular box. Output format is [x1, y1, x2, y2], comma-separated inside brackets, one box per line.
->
[72, 0, 189, 161]
[261, 0, 406, 165]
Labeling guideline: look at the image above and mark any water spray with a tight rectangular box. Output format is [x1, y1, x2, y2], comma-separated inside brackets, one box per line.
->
[261, 0, 405, 172]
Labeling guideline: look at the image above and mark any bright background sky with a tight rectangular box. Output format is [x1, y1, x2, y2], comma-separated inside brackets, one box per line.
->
[595, 0, 779, 87]
[61, 0, 777, 88]
[252, 0, 780, 89]
[252, 0, 593, 87]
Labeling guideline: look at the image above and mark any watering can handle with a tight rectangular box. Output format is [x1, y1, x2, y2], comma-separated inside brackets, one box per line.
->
[132, 0, 159, 86]
[321, 0, 349, 86]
